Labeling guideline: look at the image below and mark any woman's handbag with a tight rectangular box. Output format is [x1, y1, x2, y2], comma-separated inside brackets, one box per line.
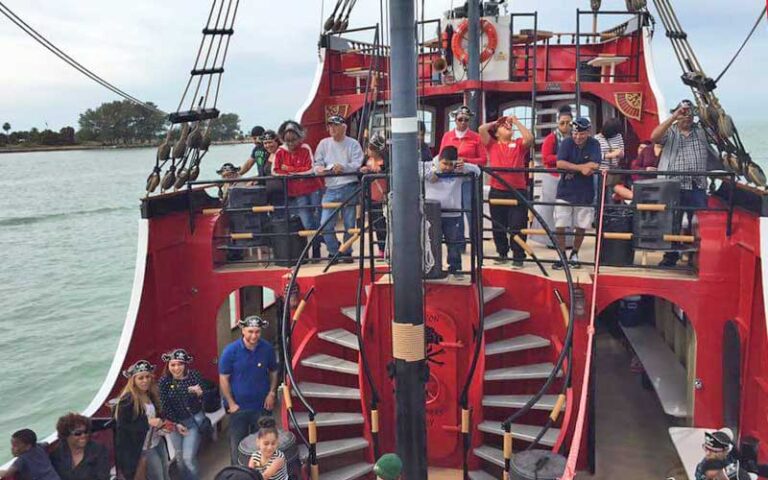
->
[201, 379, 222, 413]
[184, 404, 214, 437]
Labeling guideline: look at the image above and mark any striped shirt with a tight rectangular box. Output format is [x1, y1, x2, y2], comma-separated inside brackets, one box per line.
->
[250, 449, 288, 480]
[595, 133, 625, 170]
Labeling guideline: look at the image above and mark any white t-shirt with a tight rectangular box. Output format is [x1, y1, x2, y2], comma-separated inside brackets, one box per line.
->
[143, 402, 163, 450]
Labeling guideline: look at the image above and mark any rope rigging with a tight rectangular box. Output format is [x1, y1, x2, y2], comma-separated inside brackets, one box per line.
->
[714, 5, 766, 85]
[0, 1, 163, 115]
[146, 0, 240, 195]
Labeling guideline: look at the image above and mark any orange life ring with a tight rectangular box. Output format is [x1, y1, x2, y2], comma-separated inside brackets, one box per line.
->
[451, 19, 498, 64]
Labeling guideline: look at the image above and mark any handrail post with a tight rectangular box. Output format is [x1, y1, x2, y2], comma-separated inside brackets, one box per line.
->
[575, 9, 582, 112]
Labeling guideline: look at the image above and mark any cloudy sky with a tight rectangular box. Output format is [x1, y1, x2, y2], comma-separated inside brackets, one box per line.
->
[0, 0, 765, 132]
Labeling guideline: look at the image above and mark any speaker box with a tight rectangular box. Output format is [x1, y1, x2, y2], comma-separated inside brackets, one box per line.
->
[632, 179, 680, 250]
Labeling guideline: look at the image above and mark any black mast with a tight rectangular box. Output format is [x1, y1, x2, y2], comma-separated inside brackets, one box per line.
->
[466, 0, 482, 129]
[388, 0, 428, 479]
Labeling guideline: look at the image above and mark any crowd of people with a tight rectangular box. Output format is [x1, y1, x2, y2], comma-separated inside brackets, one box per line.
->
[216, 98, 715, 273]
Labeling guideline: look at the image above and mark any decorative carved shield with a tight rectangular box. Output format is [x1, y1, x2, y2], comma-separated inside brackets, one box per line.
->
[614, 92, 643, 121]
[325, 104, 349, 119]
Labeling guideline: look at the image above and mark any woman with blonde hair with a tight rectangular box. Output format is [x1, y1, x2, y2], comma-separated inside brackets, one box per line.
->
[115, 360, 171, 480]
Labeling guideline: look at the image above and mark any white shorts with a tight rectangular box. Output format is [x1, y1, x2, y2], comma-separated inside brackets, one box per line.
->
[554, 200, 594, 230]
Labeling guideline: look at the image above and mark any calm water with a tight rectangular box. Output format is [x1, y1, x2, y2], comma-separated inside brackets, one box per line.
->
[0, 125, 767, 464]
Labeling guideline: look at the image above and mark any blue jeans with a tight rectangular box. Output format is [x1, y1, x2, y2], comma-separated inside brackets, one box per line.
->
[442, 216, 463, 273]
[144, 442, 170, 480]
[320, 183, 359, 255]
[228, 409, 262, 465]
[168, 411, 205, 480]
[289, 189, 322, 231]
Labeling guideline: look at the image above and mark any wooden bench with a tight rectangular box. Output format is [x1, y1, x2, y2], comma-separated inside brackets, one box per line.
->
[620, 323, 689, 418]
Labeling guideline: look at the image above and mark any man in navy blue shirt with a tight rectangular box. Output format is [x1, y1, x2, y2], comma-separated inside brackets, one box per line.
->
[219, 315, 278, 464]
[553, 117, 601, 269]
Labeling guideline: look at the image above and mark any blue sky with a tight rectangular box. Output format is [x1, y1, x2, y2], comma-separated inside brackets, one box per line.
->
[0, 0, 765, 132]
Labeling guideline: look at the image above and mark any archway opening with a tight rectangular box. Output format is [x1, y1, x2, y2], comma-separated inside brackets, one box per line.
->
[215, 285, 279, 356]
[589, 294, 695, 480]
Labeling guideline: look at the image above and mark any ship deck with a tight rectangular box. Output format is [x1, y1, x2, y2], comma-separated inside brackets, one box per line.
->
[215, 236, 697, 284]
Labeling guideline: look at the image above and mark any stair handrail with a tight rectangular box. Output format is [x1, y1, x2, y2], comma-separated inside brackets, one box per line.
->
[354, 175, 382, 458]
[356, 25, 382, 147]
[458, 176, 486, 478]
[280, 185, 363, 479]
[480, 168, 577, 474]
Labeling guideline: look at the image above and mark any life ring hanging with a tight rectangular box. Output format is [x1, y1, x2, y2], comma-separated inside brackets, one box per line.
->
[451, 19, 498, 64]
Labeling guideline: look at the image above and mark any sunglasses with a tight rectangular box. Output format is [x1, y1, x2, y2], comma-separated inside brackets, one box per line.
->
[71, 429, 89, 437]
[456, 117, 469, 123]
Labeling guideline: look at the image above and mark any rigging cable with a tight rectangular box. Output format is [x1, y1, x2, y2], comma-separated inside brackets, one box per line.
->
[713, 5, 766, 85]
[0, 1, 164, 115]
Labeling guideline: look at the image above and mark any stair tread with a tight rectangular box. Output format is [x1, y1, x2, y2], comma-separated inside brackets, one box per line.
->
[483, 287, 505, 304]
[298, 437, 369, 460]
[483, 394, 562, 410]
[320, 462, 375, 480]
[536, 93, 577, 102]
[341, 306, 358, 321]
[468, 470, 497, 480]
[536, 108, 559, 116]
[294, 382, 360, 399]
[293, 412, 364, 428]
[486, 334, 550, 356]
[473, 445, 504, 467]
[484, 309, 530, 330]
[534, 122, 558, 129]
[318, 328, 360, 351]
[485, 362, 561, 381]
[301, 353, 358, 375]
[478, 421, 560, 446]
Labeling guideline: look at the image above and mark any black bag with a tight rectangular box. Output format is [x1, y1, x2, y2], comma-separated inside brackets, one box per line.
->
[201, 380, 222, 413]
[184, 404, 214, 437]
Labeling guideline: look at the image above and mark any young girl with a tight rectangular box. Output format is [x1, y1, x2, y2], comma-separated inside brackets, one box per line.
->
[247, 417, 288, 480]
[158, 349, 206, 480]
[360, 135, 389, 256]
[115, 360, 171, 480]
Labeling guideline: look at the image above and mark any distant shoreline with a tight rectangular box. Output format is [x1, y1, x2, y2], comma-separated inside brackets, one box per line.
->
[0, 139, 249, 155]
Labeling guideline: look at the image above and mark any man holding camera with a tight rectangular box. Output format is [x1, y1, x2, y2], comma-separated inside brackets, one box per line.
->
[651, 99, 717, 267]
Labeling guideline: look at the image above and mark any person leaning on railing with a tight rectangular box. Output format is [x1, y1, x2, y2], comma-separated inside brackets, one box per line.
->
[313, 115, 365, 261]
[360, 134, 389, 257]
[272, 120, 324, 258]
[651, 99, 717, 268]
[479, 114, 533, 268]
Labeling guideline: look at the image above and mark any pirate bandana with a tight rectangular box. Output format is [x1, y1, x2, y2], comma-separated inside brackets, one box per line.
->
[704, 431, 732, 452]
[238, 315, 269, 329]
[161, 348, 194, 364]
[122, 360, 155, 379]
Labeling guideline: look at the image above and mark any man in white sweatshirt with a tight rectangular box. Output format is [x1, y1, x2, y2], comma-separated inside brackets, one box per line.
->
[421, 146, 480, 280]
[313, 115, 365, 259]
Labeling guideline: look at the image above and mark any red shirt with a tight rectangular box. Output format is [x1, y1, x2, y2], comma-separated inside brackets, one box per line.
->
[272, 144, 324, 197]
[487, 138, 529, 190]
[630, 146, 660, 181]
[541, 132, 559, 177]
[439, 129, 487, 166]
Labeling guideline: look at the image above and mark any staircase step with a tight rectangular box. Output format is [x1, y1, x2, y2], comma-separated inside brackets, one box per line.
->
[483, 394, 562, 410]
[536, 93, 576, 102]
[294, 382, 360, 400]
[468, 470, 497, 480]
[321, 462, 375, 480]
[486, 334, 550, 356]
[299, 437, 369, 460]
[484, 309, 530, 331]
[341, 306, 358, 321]
[293, 412, 364, 428]
[536, 108, 559, 116]
[318, 328, 360, 350]
[534, 122, 558, 130]
[302, 354, 359, 375]
[473, 445, 504, 468]
[483, 287, 505, 304]
[478, 421, 560, 447]
[535, 137, 545, 145]
[485, 362, 561, 381]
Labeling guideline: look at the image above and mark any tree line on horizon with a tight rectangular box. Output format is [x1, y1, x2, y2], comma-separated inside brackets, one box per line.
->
[0, 100, 242, 148]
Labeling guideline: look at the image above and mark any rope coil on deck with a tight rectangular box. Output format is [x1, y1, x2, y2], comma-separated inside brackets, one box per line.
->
[391, 322, 425, 361]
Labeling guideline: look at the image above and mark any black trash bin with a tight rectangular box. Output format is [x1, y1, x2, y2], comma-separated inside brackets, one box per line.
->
[269, 216, 308, 267]
[600, 207, 635, 266]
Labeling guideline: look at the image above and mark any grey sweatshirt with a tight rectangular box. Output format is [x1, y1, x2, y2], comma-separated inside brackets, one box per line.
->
[313, 136, 364, 189]
[420, 160, 480, 217]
